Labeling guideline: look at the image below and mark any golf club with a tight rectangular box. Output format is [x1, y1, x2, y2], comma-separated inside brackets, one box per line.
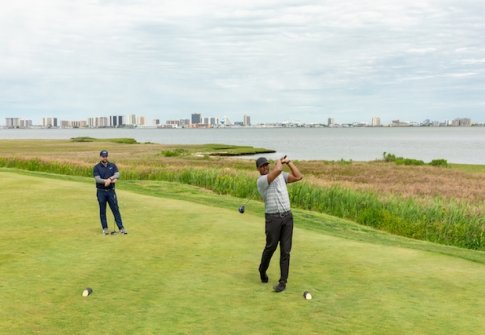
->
[110, 221, 118, 235]
[238, 196, 252, 214]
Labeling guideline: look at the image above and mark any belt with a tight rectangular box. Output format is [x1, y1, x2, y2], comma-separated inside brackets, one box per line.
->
[97, 188, 115, 191]
[265, 210, 291, 218]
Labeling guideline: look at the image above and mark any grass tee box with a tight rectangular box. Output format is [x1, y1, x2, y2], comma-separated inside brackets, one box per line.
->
[0, 170, 484, 334]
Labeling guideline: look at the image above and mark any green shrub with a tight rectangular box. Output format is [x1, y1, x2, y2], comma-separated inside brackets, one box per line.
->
[430, 159, 448, 167]
[70, 137, 96, 142]
[384, 152, 448, 167]
[108, 138, 138, 144]
[162, 149, 189, 157]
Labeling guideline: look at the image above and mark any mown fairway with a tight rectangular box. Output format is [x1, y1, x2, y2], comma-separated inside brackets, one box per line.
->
[1, 170, 484, 334]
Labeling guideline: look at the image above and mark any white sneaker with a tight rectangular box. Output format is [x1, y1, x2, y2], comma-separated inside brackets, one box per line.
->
[120, 228, 127, 235]
[102, 228, 109, 235]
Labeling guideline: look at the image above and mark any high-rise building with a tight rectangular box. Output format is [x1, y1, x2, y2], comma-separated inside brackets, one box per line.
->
[328, 118, 335, 127]
[452, 118, 471, 127]
[371, 117, 381, 127]
[88, 117, 97, 128]
[97, 117, 109, 128]
[191, 113, 202, 125]
[243, 114, 251, 126]
[6, 118, 20, 128]
[136, 116, 145, 126]
[180, 119, 191, 128]
[125, 114, 136, 126]
[110, 115, 123, 127]
[43, 117, 58, 128]
[19, 119, 32, 128]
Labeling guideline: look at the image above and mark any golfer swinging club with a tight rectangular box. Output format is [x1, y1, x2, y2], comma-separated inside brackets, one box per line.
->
[256, 155, 303, 292]
[93, 150, 127, 235]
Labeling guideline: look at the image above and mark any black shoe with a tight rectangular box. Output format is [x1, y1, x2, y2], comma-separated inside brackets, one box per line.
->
[273, 282, 286, 293]
[259, 270, 269, 283]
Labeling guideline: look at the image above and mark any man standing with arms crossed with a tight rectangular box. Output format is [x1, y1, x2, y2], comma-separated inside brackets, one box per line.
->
[256, 155, 303, 293]
[93, 150, 127, 235]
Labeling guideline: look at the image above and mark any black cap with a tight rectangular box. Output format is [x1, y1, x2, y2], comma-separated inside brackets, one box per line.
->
[256, 157, 269, 168]
[100, 150, 108, 157]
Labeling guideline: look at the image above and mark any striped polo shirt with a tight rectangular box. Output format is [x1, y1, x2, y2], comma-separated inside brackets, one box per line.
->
[257, 172, 290, 214]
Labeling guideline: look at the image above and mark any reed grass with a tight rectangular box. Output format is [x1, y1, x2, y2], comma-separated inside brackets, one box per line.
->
[1, 156, 483, 250]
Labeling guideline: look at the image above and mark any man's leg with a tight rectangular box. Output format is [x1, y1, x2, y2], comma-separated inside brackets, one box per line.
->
[278, 213, 294, 285]
[107, 190, 124, 230]
[97, 190, 108, 230]
[259, 215, 282, 281]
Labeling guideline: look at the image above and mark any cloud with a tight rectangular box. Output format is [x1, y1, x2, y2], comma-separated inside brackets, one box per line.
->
[1, 0, 485, 124]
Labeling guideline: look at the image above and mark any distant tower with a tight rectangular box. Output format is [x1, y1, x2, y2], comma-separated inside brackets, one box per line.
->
[110, 115, 124, 127]
[136, 116, 145, 126]
[43, 117, 58, 128]
[243, 114, 251, 126]
[6, 118, 20, 128]
[327, 118, 335, 127]
[125, 114, 136, 126]
[191, 113, 202, 125]
[372, 117, 381, 127]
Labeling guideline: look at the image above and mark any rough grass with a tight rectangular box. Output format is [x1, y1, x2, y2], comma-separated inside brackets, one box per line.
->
[0, 140, 482, 203]
[1, 170, 484, 334]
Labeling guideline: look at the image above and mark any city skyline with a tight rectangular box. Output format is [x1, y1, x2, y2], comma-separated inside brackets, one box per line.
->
[1, 1, 485, 124]
[3, 113, 481, 129]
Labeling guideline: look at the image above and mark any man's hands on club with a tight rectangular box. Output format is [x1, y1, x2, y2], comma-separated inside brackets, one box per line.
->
[104, 178, 116, 187]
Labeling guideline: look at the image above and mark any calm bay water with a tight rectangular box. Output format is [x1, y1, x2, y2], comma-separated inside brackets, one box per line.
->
[1, 127, 484, 164]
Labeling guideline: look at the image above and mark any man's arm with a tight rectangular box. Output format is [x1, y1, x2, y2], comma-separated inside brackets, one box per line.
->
[110, 171, 120, 182]
[94, 175, 105, 184]
[93, 165, 104, 184]
[106, 164, 120, 185]
[266, 158, 284, 184]
[281, 157, 303, 183]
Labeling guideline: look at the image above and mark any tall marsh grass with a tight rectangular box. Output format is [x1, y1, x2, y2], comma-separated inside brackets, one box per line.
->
[1, 156, 482, 250]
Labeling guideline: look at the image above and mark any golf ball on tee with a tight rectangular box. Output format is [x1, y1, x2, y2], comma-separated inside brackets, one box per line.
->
[82, 288, 93, 297]
[303, 291, 312, 300]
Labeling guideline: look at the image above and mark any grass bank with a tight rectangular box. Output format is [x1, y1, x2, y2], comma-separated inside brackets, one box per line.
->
[1, 170, 484, 334]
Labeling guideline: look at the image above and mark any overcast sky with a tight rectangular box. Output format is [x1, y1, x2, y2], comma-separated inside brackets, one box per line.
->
[1, 0, 485, 124]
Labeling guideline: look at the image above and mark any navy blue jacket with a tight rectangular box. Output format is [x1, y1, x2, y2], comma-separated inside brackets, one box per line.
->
[93, 162, 119, 190]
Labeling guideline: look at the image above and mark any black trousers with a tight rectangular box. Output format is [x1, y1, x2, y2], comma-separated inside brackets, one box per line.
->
[97, 189, 123, 230]
[259, 211, 293, 284]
